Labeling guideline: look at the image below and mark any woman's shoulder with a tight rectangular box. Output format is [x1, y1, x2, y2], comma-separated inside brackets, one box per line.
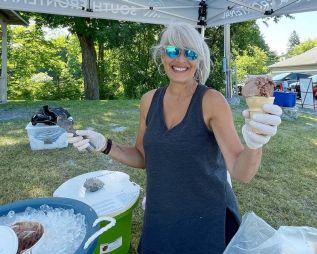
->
[202, 86, 227, 104]
[139, 88, 159, 117]
[141, 89, 158, 106]
[202, 86, 230, 118]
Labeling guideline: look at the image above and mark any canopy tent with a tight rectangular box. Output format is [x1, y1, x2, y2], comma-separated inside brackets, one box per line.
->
[0, 10, 28, 103]
[269, 46, 317, 75]
[1, 0, 317, 28]
[1, 0, 317, 102]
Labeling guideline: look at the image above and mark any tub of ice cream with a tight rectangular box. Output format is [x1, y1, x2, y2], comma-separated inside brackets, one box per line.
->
[0, 197, 108, 254]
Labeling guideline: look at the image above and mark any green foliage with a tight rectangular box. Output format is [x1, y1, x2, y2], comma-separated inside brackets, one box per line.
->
[7, 24, 83, 100]
[233, 46, 270, 81]
[100, 24, 167, 99]
[7, 14, 271, 99]
[205, 21, 273, 91]
[288, 39, 317, 57]
[287, 30, 301, 52]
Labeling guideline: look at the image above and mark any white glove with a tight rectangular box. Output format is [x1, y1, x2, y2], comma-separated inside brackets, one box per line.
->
[242, 103, 282, 149]
[67, 130, 106, 152]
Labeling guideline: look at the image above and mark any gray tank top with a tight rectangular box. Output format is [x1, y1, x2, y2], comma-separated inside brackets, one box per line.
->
[139, 85, 241, 254]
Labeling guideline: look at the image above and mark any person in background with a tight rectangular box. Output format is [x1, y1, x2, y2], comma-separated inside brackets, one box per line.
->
[283, 80, 289, 92]
[67, 23, 282, 254]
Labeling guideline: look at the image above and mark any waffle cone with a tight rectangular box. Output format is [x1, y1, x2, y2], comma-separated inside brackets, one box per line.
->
[246, 96, 275, 134]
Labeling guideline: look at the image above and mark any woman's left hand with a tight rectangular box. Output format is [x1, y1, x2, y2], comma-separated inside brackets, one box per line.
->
[242, 104, 282, 149]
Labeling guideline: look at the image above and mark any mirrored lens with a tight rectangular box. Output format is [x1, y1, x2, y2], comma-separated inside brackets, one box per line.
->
[184, 49, 198, 60]
[165, 46, 180, 59]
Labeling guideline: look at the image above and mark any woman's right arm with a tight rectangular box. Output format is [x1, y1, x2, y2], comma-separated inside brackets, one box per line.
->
[108, 90, 155, 169]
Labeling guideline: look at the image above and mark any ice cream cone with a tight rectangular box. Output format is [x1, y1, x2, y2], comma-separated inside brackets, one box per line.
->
[246, 96, 275, 134]
[246, 96, 275, 117]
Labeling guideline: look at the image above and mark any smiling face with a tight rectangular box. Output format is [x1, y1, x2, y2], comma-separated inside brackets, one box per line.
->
[161, 48, 199, 85]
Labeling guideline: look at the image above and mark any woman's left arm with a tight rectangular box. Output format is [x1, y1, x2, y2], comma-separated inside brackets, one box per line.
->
[203, 90, 281, 183]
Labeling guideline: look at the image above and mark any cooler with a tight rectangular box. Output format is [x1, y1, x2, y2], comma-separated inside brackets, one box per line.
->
[273, 91, 297, 107]
[25, 122, 68, 150]
[53, 170, 140, 254]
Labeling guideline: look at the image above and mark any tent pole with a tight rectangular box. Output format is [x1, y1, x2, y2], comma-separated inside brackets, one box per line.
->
[200, 26, 205, 38]
[224, 23, 232, 99]
[0, 20, 8, 104]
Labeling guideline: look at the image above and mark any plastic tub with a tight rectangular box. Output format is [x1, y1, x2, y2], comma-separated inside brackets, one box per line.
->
[53, 170, 141, 254]
[0, 197, 101, 254]
[273, 91, 297, 107]
[25, 122, 68, 150]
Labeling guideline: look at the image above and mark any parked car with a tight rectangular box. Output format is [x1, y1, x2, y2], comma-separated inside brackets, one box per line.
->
[272, 72, 311, 90]
[291, 74, 317, 99]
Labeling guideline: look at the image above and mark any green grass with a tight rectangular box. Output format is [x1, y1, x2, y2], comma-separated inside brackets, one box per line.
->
[1, 100, 316, 253]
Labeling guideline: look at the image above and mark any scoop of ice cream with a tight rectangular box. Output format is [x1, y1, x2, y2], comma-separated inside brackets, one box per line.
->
[242, 76, 275, 97]
[84, 177, 104, 192]
[11, 221, 44, 253]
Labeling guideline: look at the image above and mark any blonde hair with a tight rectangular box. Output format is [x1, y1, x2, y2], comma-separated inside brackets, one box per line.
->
[152, 23, 212, 85]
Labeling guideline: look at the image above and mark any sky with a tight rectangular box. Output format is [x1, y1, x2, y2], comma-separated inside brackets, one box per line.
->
[256, 11, 317, 56]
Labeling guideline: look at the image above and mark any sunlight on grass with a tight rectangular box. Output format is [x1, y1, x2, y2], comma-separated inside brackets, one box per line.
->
[28, 186, 48, 197]
[1, 100, 316, 253]
[0, 137, 26, 146]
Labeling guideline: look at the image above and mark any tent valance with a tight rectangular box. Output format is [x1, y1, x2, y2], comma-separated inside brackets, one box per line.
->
[0, 0, 317, 28]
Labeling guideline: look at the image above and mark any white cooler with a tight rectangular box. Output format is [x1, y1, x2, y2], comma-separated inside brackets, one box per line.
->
[25, 122, 68, 150]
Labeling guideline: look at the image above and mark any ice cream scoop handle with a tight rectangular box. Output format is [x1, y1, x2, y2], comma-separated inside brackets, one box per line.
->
[71, 129, 96, 152]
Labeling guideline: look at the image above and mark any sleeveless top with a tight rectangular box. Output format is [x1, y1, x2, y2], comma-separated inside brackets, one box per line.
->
[139, 84, 241, 254]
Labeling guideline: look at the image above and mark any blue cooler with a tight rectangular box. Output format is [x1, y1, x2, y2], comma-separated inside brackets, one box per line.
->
[273, 91, 296, 107]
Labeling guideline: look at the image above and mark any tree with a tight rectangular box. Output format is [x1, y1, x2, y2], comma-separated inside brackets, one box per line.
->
[204, 21, 272, 92]
[288, 39, 317, 57]
[7, 25, 83, 100]
[29, 13, 145, 100]
[232, 46, 270, 81]
[287, 30, 300, 52]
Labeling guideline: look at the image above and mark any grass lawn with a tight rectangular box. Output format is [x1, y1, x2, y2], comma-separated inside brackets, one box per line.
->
[0, 99, 316, 253]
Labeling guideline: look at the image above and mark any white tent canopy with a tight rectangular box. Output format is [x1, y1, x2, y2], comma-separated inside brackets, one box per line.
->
[0, 0, 317, 28]
[1, 0, 317, 102]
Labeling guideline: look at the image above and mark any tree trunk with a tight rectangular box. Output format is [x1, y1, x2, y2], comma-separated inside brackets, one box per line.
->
[77, 33, 99, 100]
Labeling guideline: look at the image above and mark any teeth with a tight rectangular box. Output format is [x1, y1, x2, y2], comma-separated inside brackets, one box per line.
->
[173, 66, 187, 72]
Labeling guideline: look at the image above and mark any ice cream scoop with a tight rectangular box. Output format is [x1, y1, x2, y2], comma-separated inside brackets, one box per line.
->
[242, 76, 275, 133]
[10, 221, 44, 253]
[242, 76, 275, 97]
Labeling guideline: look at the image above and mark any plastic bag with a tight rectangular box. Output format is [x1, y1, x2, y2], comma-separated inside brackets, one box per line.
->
[224, 212, 317, 254]
[31, 105, 71, 126]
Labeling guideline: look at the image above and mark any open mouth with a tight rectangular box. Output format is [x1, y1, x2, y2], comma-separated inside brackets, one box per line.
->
[171, 66, 189, 72]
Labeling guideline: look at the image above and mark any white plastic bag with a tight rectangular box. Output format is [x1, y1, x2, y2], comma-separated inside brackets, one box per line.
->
[224, 212, 317, 254]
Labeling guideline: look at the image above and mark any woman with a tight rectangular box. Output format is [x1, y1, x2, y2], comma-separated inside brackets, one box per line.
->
[68, 23, 282, 254]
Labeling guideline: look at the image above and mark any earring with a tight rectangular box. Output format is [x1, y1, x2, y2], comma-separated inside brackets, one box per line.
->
[158, 63, 165, 76]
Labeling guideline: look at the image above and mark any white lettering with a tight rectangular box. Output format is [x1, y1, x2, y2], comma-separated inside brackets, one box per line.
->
[57, 0, 69, 8]
[92, 1, 103, 10]
[111, 4, 119, 14]
[91, 2, 137, 16]
[46, 0, 54, 7]
[130, 8, 136, 16]
[70, 0, 82, 9]
[261, 0, 270, 10]
[120, 5, 130, 15]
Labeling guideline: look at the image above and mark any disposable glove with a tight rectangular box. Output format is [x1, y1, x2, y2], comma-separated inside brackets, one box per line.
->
[242, 103, 282, 149]
[67, 130, 106, 152]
